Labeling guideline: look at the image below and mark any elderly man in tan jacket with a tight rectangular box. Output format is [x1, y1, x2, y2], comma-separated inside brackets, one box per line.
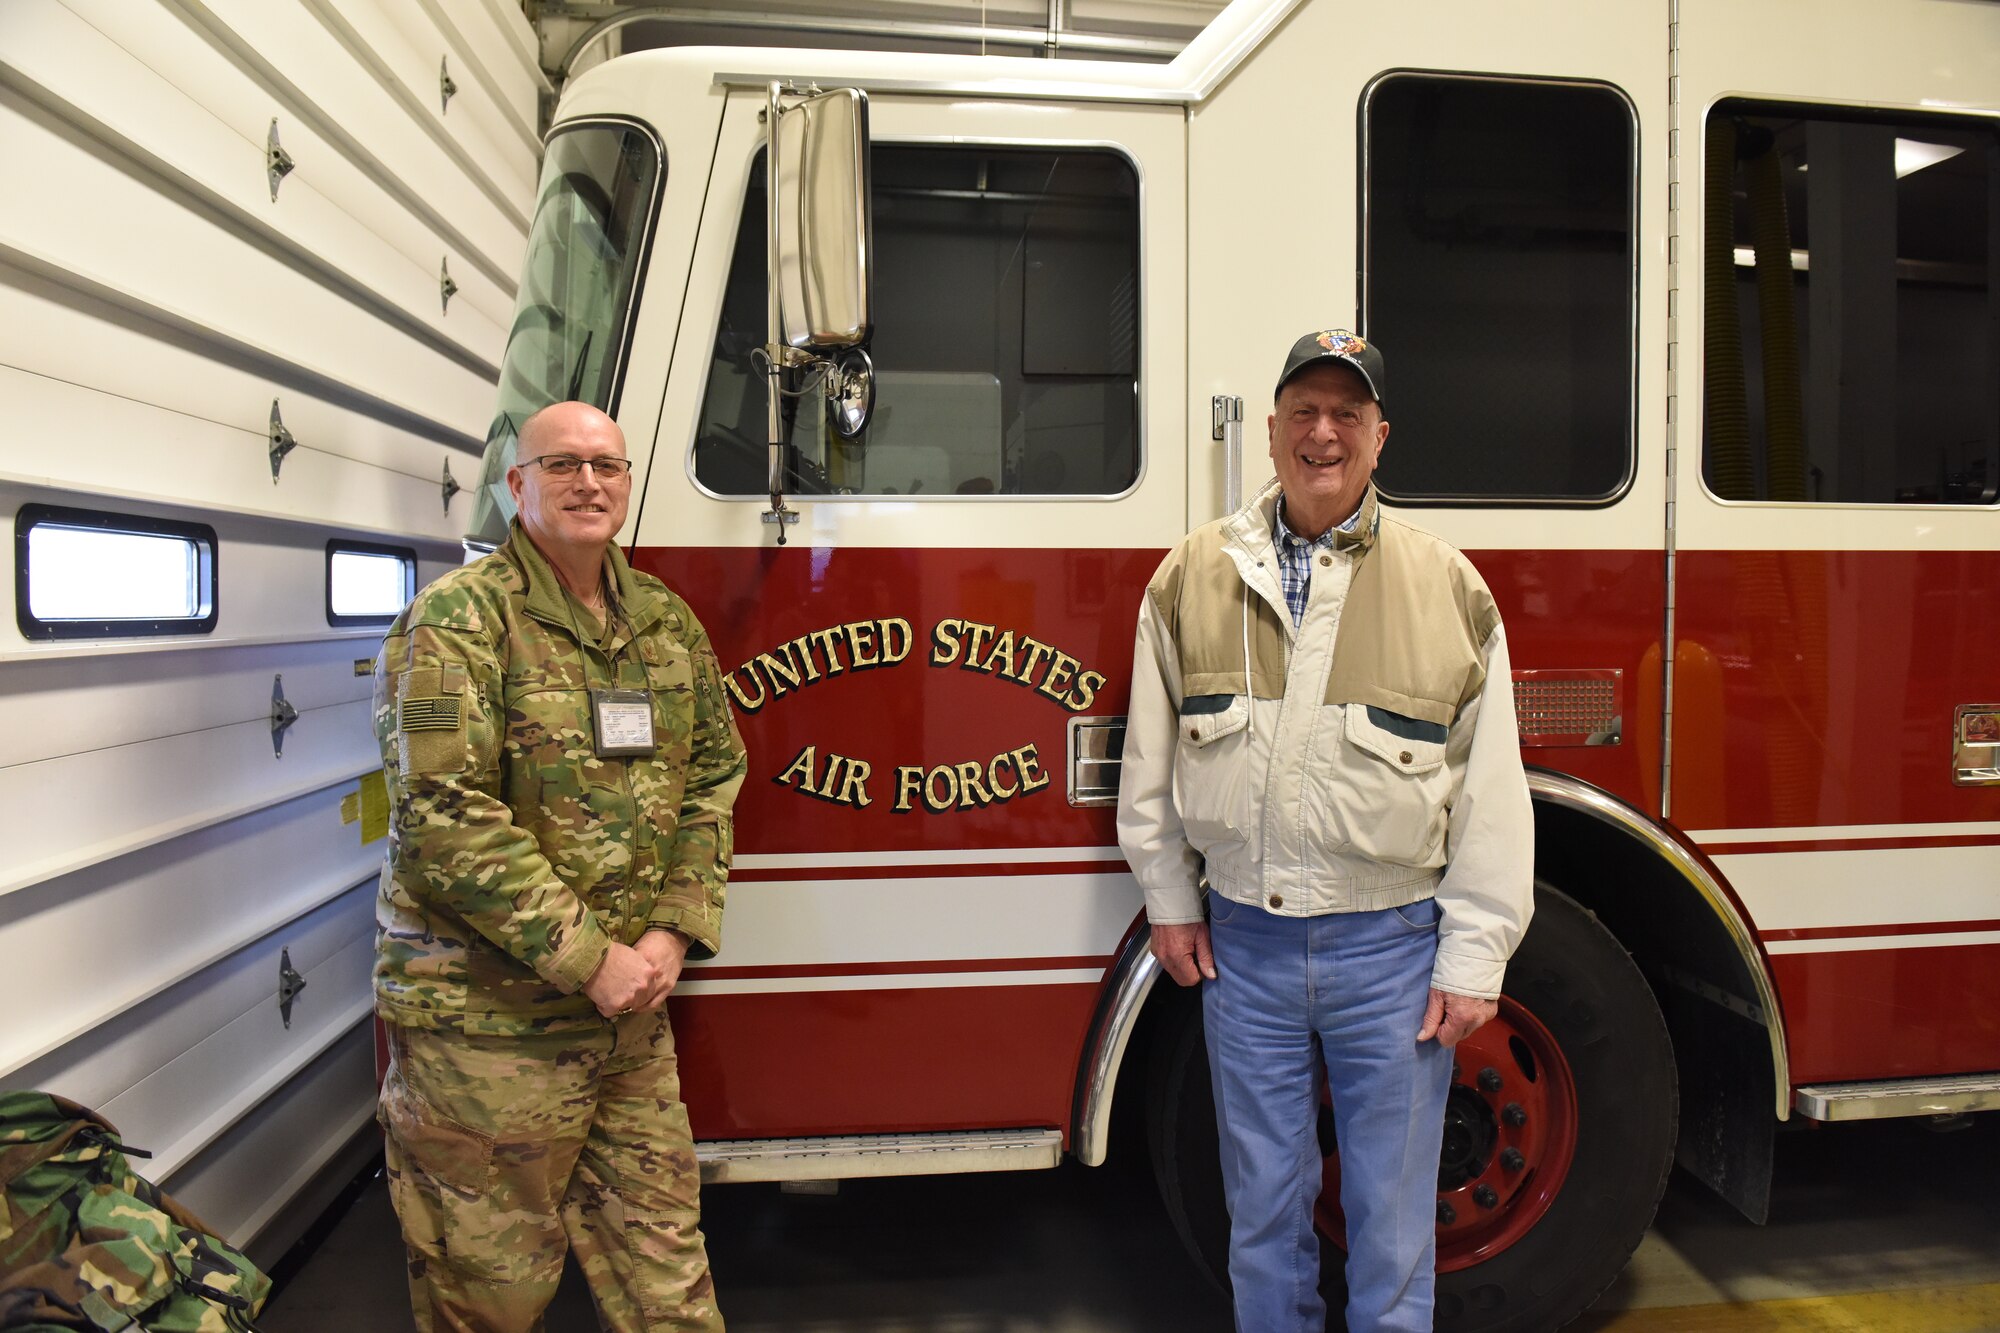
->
[1117, 330, 1533, 1333]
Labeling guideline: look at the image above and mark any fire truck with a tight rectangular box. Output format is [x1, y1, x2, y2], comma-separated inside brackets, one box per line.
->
[459, 1, 2000, 1327]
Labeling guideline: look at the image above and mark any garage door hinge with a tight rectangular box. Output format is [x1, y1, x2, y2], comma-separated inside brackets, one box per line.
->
[270, 673, 299, 757]
[268, 399, 297, 481]
[278, 948, 306, 1029]
[266, 119, 295, 201]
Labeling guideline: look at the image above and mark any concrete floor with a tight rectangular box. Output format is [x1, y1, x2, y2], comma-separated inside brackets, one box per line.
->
[265, 1114, 2000, 1331]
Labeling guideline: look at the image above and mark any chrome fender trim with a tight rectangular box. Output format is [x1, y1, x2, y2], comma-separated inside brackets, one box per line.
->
[1529, 770, 1790, 1119]
[1072, 927, 1161, 1167]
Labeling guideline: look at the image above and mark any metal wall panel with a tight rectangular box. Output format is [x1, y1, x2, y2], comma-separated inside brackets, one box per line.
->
[0, 0, 539, 1252]
[162, 1023, 380, 1247]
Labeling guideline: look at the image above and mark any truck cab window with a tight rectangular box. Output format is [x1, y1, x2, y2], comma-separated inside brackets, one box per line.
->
[1363, 73, 1637, 503]
[694, 145, 1141, 498]
[467, 121, 662, 546]
[1702, 101, 1997, 506]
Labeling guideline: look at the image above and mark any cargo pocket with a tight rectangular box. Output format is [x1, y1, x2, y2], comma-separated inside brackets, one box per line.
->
[1329, 704, 1453, 865]
[378, 1068, 550, 1286]
[379, 1073, 492, 1198]
[1174, 694, 1253, 848]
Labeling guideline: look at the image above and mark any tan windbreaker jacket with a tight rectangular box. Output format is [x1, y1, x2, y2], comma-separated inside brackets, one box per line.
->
[1116, 482, 1534, 998]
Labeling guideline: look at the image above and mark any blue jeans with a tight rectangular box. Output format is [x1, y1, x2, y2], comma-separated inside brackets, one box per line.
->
[1202, 894, 1452, 1333]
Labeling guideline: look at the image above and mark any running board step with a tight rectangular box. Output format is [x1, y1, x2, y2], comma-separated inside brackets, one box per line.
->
[1794, 1074, 2000, 1121]
[697, 1128, 1064, 1184]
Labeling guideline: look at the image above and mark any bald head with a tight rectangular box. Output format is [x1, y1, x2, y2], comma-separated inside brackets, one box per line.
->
[507, 401, 632, 563]
[519, 400, 620, 457]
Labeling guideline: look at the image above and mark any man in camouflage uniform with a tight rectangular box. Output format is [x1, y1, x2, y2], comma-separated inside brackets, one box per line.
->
[372, 400, 747, 1332]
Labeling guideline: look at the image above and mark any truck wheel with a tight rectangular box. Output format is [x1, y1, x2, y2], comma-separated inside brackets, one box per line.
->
[1144, 885, 1677, 1332]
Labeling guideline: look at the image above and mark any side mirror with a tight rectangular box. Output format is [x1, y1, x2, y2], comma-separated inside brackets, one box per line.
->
[774, 87, 872, 351]
[826, 347, 874, 440]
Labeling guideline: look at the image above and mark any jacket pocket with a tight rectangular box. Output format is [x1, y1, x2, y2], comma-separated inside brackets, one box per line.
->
[645, 651, 697, 768]
[1316, 703, 1453, 865]
[1348, 705, 1447, 773]
[1174, 694, 1253, 849]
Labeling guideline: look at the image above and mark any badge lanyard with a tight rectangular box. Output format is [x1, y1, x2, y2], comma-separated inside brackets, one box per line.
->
[568, 579, 657, 759]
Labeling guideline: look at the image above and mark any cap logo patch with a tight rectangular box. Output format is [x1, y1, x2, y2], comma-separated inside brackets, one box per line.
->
[1316, 330, 1367, 355]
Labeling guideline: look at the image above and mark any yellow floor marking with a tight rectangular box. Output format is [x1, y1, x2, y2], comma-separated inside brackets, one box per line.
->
[1581, 1282, 2000, 1332]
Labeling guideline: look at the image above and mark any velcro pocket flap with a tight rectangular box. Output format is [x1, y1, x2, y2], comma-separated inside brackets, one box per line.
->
[378, 1075, 492, 1196]
[398, 663, 469, 775]
[1179, 693, 1250, 746]
[1346, 704, 1447, 773]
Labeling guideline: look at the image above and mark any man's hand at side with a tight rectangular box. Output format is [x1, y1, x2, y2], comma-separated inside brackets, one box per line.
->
[633, 929, 692, 1011]
[582, 941, 662, 1018]
[1417, 988, 1497, 1048]
[1151, 921, 1216, 987]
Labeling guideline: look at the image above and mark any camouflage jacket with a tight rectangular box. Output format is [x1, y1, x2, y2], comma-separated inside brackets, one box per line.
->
[372, 523, 747, 1034]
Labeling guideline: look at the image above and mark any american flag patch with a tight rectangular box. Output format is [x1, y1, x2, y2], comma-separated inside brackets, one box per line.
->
[400, 696, 461, 732]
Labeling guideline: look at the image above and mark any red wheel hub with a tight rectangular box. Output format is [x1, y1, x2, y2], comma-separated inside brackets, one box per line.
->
[1314, 997, 1578, 1271]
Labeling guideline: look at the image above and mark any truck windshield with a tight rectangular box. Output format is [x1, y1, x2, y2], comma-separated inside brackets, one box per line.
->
[466, 121, 661, 547]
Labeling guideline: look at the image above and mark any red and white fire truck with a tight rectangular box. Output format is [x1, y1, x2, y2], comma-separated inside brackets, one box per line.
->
[462, 0, 2000, 1326]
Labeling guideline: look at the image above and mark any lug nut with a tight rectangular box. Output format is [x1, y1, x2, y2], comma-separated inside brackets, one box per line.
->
[1474, 1185, 1499, 1209]
[1477, 1067, 1503, 1093]
[1501, 1148, 1525, 1172]
[1502, 1102, 1527, 1127]
[1437, 1201, 1456, 1226]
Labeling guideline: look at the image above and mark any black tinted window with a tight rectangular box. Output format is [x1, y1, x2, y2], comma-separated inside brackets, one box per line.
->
[695, 146, 1141, 498]
[1364, 74, 1636, 502]
[1703, 101, 1997, 505]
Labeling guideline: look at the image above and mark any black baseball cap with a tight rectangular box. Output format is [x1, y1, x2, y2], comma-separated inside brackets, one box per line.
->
[1275, 329, 1385, 406]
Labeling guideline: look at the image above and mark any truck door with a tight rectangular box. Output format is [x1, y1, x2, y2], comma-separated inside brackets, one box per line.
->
[1674, 0, 2000, 1087]
[629, 88, 1188, 1141]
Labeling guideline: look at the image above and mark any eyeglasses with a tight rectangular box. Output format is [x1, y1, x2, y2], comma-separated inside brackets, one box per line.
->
[524, 454, 634, 480]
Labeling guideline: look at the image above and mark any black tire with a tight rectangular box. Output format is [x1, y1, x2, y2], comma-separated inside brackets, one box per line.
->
[1144, 885, 1677, 1332]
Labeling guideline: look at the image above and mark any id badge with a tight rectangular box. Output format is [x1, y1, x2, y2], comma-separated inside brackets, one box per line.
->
[591, 688, 657, 757]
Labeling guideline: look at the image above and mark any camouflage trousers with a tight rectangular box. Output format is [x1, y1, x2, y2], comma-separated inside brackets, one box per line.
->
[378, 1010, 720, 1332]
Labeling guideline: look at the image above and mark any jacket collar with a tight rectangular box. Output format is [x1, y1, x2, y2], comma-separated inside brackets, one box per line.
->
[503, 522, 668, 637]
[1224, 480, 1380, 565]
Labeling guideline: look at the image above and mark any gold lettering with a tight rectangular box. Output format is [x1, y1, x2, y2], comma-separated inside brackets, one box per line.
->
[775, 745, 819, 790]
[835, 756, 874, 808]
[955, 760, 994, 809]
[881, 617, 914, 665]
[961, 621, 997, 668]
[808, 626, 848, 676]
[756, 643, 803, 695]
[724, 666, 769, 714]
[846, 620, 881, 668]
[1017, 636, 1055, 686]
[894, 765, 925, 812]
[987, 751, 1020, 800]
[930, 619, 965, 666]
[1037, 652, 1079, 705]
[922, 765, 958, 814]
[1011, 743, 1051, 794]
[791, 633, 822, 682]
[1065, 671, 1105, 713]
[982, 630, 1020, 680]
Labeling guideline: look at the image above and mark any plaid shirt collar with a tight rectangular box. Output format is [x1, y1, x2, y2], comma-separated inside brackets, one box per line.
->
[1272, 493, 1365, 628]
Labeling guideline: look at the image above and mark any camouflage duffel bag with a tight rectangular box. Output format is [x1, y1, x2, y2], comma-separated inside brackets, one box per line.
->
[0, 1091, 270, 1331]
